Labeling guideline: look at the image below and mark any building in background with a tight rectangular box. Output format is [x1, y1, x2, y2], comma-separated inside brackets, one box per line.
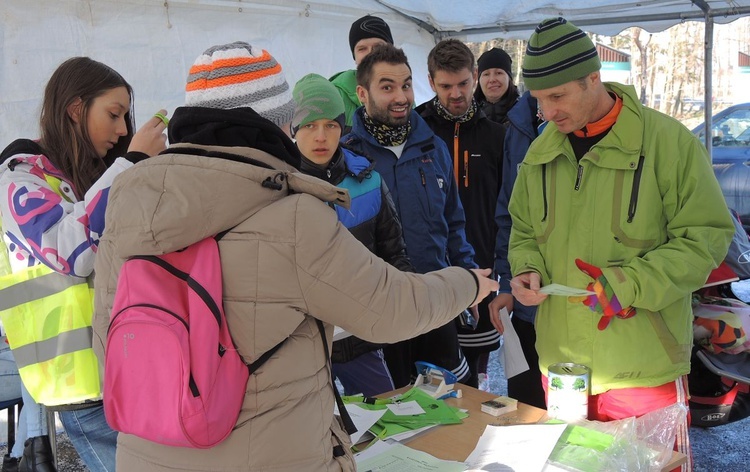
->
[597, 44, 631, 84]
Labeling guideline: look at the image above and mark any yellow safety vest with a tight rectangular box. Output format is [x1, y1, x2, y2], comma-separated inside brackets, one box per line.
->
[0, 223, 9, 277]
[0, 173, 100, 406]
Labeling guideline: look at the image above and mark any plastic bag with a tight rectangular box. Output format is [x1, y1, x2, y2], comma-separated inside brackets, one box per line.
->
[545, 402, 688, 471]
[693, 295, 750, 354]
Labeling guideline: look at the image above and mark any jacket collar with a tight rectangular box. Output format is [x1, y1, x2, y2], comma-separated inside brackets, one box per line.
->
[329, 69, 359, 104]
[299, 148, 345, 183]
[348, 108, 437, 154]
[299, 147, 374, 186]
[506, 92, 539, 142]
[106, 143, 350, 257]
[166, 143, 350, 205]
[168, 106, 302, 170]
[416, 98, 483, 126]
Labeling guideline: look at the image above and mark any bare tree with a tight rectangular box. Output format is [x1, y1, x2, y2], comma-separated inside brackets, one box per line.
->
[632, 28, 652, 105]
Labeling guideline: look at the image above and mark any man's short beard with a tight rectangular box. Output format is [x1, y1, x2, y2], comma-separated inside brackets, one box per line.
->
[368, 102, 410, 127]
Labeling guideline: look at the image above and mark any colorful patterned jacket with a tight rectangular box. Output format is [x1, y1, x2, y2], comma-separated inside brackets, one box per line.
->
[0, 139, 133, 278]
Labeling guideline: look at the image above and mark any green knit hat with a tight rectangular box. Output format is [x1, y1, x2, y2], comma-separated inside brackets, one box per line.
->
[522, 17, 601, 90]
[291, 73, 345, 136]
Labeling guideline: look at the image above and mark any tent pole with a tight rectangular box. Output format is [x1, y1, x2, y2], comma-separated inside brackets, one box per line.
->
[695, 0, 714, 160]
[704, 16, 714, 159]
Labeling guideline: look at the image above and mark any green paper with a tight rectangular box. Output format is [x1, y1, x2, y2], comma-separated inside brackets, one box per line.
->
[547, 424, 617, 472]
[562, 425, 614, 451]
[365, 388, 464, 439]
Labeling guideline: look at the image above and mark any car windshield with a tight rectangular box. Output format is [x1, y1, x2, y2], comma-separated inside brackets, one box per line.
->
[697, 108, 750, 147]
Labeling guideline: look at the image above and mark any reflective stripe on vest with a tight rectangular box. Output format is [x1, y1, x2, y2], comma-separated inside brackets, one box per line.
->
[0, 263, 100, 406]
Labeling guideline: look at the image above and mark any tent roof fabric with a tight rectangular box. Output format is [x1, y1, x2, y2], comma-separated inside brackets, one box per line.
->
[379, 0, 750, 40]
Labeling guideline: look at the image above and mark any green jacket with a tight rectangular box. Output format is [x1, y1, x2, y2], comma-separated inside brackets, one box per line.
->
[330, 69, 360, 128]
[508, 83, 734, 394]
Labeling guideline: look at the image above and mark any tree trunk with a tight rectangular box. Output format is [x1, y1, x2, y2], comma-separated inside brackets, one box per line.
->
[632, 29, 652, 105]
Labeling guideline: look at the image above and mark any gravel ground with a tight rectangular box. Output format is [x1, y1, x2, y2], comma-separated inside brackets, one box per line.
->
[0, 425, 88, 471]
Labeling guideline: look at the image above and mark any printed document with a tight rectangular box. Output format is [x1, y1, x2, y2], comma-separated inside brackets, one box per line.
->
[356, 441, 467, 471]
[465, 424, 567, 471]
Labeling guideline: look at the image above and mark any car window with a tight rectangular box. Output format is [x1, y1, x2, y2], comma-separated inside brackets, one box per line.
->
[697, 108, 750, 147]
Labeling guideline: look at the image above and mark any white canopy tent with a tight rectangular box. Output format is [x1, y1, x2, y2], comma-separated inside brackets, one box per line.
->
[2, 0, 749, 150]
[382, 0, 750, 39]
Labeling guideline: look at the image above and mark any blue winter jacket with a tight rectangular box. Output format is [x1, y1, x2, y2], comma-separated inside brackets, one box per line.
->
[343, 109, 476, 273]
[494, 91, 541, 322]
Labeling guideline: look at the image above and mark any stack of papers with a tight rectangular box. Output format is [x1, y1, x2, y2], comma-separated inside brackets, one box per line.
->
[345, 387, 466, 442]
[354, 424, 568, 472]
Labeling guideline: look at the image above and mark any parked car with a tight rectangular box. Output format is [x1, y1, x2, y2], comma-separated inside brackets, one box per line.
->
[692, 102, 750, 164]
[692, 103, 750, 234]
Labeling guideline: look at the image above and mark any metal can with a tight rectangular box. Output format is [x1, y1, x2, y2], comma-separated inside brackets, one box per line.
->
[547, 363, 590, 422]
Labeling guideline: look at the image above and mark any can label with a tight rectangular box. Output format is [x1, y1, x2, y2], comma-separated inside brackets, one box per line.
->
[547, 363, 590, 422]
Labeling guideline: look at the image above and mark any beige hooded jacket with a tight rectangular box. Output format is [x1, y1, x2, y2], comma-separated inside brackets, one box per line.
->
[93, 144, 478, 471]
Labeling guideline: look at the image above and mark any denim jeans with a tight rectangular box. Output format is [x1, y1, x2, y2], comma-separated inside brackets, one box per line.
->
[0, 336, 32, 458]
[58, 405, 116, 472]
[0, 340, 22, 404]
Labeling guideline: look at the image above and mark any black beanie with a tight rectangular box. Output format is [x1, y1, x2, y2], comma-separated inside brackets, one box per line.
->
[349, 15, 394, 58]
[477, 47, 513, 78]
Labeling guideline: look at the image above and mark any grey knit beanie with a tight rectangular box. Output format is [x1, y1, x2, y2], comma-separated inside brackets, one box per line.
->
[185, 41, 295, 128]
[522, 18, 601, 90]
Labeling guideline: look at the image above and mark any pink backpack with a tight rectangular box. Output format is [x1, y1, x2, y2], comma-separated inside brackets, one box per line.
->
[104, 235, 282, 448]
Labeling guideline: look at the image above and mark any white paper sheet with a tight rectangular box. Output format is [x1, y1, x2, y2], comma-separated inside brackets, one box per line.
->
[339, 403, 388, 444]
[465, 424, 567, 472]
[387, 400, 426, 416]
[334, 326, 352, 341]
[499, 307, 530, 379]
[356, 441, 467, 472]
[538, 283, 595, 296]
[354, 439, 398, 462]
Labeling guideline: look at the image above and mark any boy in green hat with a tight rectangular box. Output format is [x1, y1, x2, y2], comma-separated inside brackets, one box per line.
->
[292, 73, 414, 396]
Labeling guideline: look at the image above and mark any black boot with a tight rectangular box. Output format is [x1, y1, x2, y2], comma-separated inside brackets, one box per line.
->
[2, 454, 19, 472]
[17, 436, 56, 472]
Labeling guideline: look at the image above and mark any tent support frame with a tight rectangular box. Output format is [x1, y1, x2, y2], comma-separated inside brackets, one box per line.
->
[694, 0, 715, 158]
[430, 6, 750, 38]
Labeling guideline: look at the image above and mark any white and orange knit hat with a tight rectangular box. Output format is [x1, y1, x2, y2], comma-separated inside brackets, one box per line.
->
[185, 42, 295, 127]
